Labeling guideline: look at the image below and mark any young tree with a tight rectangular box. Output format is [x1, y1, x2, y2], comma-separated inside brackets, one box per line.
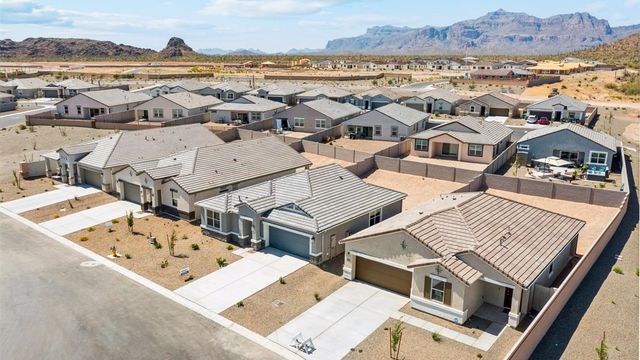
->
[126, 211, 134, 233]
[595, 331, 608, 360]
[167, 230, 177, 257]
[12, 170, 21, 190]
[388, 321, 405, 360]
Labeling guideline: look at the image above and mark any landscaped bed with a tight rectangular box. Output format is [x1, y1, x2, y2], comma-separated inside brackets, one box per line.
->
[221, 257, 347, 336]
[0, 177, 59, 202]
[67, 214, 241, 290]
[20, 192, 117, 222]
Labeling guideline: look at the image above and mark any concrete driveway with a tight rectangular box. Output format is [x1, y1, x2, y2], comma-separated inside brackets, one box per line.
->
[39, 200, 144, 235]
[269, 281, 409, 359]
[0, 184, 100, 214]
[175, 248, 307, 313]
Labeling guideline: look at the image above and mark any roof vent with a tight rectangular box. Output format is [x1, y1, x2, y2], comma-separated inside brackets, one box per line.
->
[233, 158, 237, 162]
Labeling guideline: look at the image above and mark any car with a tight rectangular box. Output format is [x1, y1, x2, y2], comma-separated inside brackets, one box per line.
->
[526, 115, 537, 124]
[537, 117, 550, 125]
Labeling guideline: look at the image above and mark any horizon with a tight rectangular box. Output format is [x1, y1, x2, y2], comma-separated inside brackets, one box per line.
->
[1, 0, 639, 53]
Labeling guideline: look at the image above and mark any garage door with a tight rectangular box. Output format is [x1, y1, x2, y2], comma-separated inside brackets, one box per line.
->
[122, 181, 141, 204]
[405, 103, 424, 112]
[268, 226, 309, 259]
[489, 108, 510, 116]
[82, 168, 102, 188]
[355, 256, 411, 296]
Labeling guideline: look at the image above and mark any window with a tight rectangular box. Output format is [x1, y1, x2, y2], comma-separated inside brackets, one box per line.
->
[172, 109, 184, 118]
[517, 144, 529, 152]
[226, 92, 235, 100]
[76, 105, 81, 115]
[251, 112, 261, 121]
[568, 112, 576, 119]
[468, 144, 484, 157]
[153, 108, 163, 118]
[170, 189, 178, 207]
[369, 208, 382, 226]
[315, 119, 327, 129]
[470, 105, 476, 113]
[374, 125, 382, 136]
[294, 117, 305, 127]
[63, 105, 69, 114]
[430, 278, 446, 303]
[553, 150, 584, 164]
[100, 108, 105, 114]
[414, 139, 429, 152]
[589, 151, 607, 165]
[390, 126, 399, 137]
[330, 234, 337, 248]
[206, 209, 221, 230]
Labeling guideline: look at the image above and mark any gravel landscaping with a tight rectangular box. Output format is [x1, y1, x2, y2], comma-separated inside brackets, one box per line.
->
[300, 152, 354, 169]
[331, 137, 396, 154]
[0, 177, 59, 202]
[20, 192, 117, 222]
[399, 303, 490, 339]
[221, 257, 347, 336]
[67, 215, 241, 290]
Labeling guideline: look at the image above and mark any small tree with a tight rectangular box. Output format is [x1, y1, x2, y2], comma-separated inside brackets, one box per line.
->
[595, 331, 608, 360]
[167, 230, 177, 257]
[389, 321, 405, 360]
[513, 156, 521, 176]
[126, 211, 134, 233]
[12, 170, 22, 190]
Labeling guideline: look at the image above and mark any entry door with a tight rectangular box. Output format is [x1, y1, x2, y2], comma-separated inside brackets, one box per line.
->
[426, 103, 433, 113]
[503, 287, 513, 309]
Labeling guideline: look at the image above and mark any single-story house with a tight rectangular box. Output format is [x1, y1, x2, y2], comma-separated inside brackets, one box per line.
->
[499, 60, 537, 70]
[4, 78, 49, 99]
[209, 81, 251, 101]
[343, 103, 429, 141]
[516, 123, 620, 169]
[274, 99, 362, 132]
[166, 80, 219, 96]
[113, 136, 310, 221]
[0, 92, 17, 112]
[55, 89, 152, 119]
[528, 61, 595, 75]
[0, 80, 17, 94]
[469, 69, 535, 81]
[196, 164, 406, 263]
[469, 61, 498, 70]
[410, 116, 512, 164]
[403, 88, 462, 115]
[457, 92, 520, 117]
[54, 78, 100, 98]
[525, 94, 589, 123]
[134, 92, 222, 121]
[247, 83, 306, 105]
[352, 87, 409, 110]
[44, 124, 223, 192]
[297, 86, 353, 103]
[340, 192, 585, 328]
[209, 95, 287, 123]
[132, 83, 172, 97]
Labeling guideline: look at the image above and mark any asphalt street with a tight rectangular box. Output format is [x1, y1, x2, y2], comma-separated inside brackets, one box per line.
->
[0, 106, 53, 128]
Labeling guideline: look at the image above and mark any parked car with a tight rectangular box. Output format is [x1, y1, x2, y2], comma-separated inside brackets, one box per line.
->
[526, 115, 537, 124]
[537, 117, 550, 125]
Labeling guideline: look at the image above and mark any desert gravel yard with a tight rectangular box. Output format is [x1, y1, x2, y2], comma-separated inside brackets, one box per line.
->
[403, 155, 488, 172]
[221, 257, 347, 336]
[300, 152, 354, 169]
[67, 215, 240, 290]
[20, 192, 117, 223]
[331, 138, 396, 154]
[0, 178, 59, 203]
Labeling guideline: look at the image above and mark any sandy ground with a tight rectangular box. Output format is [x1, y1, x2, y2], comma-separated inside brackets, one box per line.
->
[0, 177, 59, 202]
[300, 152, 353, 168]
[624, 123, 640, 144]
[0, 125, 113, 182]
[399, 303, 491, 339]
[363, 170, 463, 210]
[403, 155, 488, 172]
[221, 258, 347, 336]
[331, 138, 396, 154]
[280, 131, 313, 139]
[20, 192, 117, 222]
[486, 189, 619, 255]
[68, 215, 241, 290]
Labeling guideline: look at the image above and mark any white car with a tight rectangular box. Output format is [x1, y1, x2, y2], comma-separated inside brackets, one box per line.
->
[526, 115, 537, 124]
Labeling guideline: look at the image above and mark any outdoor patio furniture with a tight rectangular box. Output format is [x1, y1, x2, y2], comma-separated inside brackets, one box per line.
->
[301, 337, 316, 354]
[289, 333, 304, 349]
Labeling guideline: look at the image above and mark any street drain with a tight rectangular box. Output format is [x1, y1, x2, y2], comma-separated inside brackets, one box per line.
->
[80, 261, 101, 267]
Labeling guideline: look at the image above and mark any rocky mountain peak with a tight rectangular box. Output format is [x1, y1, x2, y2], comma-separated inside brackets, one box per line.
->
[159, 37, 194, 57]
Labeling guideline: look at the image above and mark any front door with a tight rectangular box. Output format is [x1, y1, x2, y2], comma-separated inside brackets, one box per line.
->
[503, 287, 513, 309]
[426, 103, 433, 113]
[480, 106, 486, 116]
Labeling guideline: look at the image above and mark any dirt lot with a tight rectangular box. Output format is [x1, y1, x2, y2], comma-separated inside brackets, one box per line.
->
[331, 137, 396, 154]
[300, 152, 353, 169]
[0, 177, 59, 202]
[486, 189, 619, 255]
[0, 125, 113, 182]
[68, 215, 241, 290]
[281, 131, 313, 139]
[221, 257, 347, 336]
[363, 169, 464, 210]
[20, 192, 117, 222]
[403, 155, 488, 172]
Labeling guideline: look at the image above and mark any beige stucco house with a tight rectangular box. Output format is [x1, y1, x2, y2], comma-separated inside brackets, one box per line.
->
[55, 89, 151, 119]
[134, 92, 222, 121]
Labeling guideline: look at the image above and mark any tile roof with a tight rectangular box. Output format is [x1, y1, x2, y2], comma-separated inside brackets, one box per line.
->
[411, 116, 512, 145]
[344, 103, 428, 128]
[210, 95, 286, 112]
[298, 86, 352, 99]
[167, 80, 212, 91]
[154, 92, 223, 109]
[354, 87, 405, 101]
[5, 77, 48, 89]
[247, 83, 306, 96]
[301, 99, 362, 120]
[416, 88, 461, 104]
[518, 123, 619, 151]
[465, 92, 519, 108]
[55, 78, 98, 90]
[75, 89, 152, 107]
[526, 94, 588, 112]
[211, 81, 251, 93]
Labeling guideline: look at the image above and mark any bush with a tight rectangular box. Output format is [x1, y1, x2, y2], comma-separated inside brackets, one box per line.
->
[80, 236, 89, 242]
[87, 227, 95, 232]
[314, 292, 321, 301]
[612, 266, 623, 275]
[160, 259, 168, 268]
[18, 124, 26, 130]
[279, 276, 286, 285]
[236, 301, 244, 307]
[182, 234, 188, 240]
[53, 214, 60, 219]
[154, 241, 162, 249]
[216, 257, 227, 267]
[111, 219, 119, 224]
[124, 254, 131, 259]
[432, 332, 442, 342]
[191, 243, 200, 251]
[226, 245, 234, 251]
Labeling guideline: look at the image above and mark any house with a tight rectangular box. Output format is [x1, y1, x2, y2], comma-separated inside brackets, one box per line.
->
[352, 87, 408, 110]
[247, 83, 306, 105]
[196, 164, 406, 263]
[209, 95, 286, 123]
[457, 92, 520, 117]
[469, 61, 498, 70]
[55, 89, 152, 119]
[44, 124, 223, 192]
[166, 80, 219, 96]
[0, 93, 17, 112]
[132, 83, 172, 97]
[528, 61, 595, 75]
[525, 94, 589, 123]
[403, 88, 462, 115]
[410, 116, 512, 164]
[4, 78, 49, 99]
[469, 69, 535, 81]
[516, 123, 620, 169]
[343, 103, 429, 141]
[209, 81, 251, 101]
[499, 60, 537, 70]
[339, 192, 585, 328]
[0, 80, 17, 94]
[54, 78, 100, 98]
[274, 99, 362, 132]
[113, 136, 310, 221]
[134, 92, 222, 121]
[297, 86, 353, 103]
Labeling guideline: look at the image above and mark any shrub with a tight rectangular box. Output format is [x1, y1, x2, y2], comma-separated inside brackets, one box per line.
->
[154, 241, 162, 249]
[126, 211, 134, 233]
[185, 275, 194, 282]
[111, 219, 119, 224]
[236, 301, 244, 307]
[124, 254, 131, 259]
[182, 234, 188, 240]
[18, 124, 26, 130]
[432, 332, 442, 342]
[191, 243, 200, 251]
[595, 332, 608, 360]
[216, 257, 227, 267]
[80, 236, 89, 242]
[226, 245, 234, 251]
[53, 214, 60, 219]
[87, 227, 95, 232]
[279, 276, 286, 285]
[314, 292, 321, 301]
[160, 259, 168, 268]
[612, 266, 623, 275]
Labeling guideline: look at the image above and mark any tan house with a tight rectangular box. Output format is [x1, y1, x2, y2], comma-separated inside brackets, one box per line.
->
[134, 92, 222, 121]
[55, 89, 151, 119]
[457, 92, 520, 117]
[209, 95, 286, 123]
[409, 116, 512, 164]
[340, 192, 585, 328]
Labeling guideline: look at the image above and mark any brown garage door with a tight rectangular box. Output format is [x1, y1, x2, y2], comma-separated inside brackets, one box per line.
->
[489, 108, 510, 116]
[355, 256, 411, 296]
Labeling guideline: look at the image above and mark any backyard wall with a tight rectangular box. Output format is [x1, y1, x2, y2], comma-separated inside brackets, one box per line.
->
[484, 142, 517, 174]
[19, 160, 46, 179]
[94, 110, 135, 123]
[375, 155, 484, 184]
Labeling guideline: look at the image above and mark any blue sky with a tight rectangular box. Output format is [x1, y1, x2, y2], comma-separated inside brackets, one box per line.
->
[1, 0, 638, 52]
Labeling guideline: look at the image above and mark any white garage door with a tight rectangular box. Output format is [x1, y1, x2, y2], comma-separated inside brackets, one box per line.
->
[82, 168, 102, 188]
[122, 181, 141, 204]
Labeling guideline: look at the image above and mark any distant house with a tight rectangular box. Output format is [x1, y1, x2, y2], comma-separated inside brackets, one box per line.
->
[343, 103, 429, 141]
[410, 116, 512, 164]
[352, 87, 408, 110]
[297, 86, 353, 103]
[469, 61, 498, 70]
[525, 94, 589, 123]
[43, 124, 223, 192]
[247, 83, 305, 105]
[457, 92, 520, 117]
[209, 95, 286, 123]
[54, 78, 100, 98]
[132, 83, 172, 97]
[516, 123, 620, 169]
[499, 60, 537, 70]
[113, 137, 310, 221]
[134, 92, 222, 121]
[469, 69, 535, 80]
[340, 192, 584, 328]
[0, 80, 17, 94]
[209, 81, 251, 101]
[274, 99, 362, 132]
[4, 78, 49, 99]
[196, 164, 406, 263]
[403, 88, 462, 115]
[528, 61, 595, 75]
[55, 89, 151, 119]
[0, 93, 17, 112]
[166, 80, 219, 96]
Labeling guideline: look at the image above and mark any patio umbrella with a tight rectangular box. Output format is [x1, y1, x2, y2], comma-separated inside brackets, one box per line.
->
[533, 156, 573, 167]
